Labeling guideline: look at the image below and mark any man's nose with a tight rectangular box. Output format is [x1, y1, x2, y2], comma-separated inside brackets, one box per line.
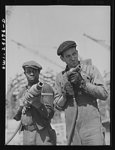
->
[71, 55, 75, 60]
[30, 71, 34, 75]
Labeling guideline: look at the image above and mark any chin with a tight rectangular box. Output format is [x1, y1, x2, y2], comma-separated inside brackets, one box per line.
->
[28, 79, 35, 83]
[71, 64, 77, 68]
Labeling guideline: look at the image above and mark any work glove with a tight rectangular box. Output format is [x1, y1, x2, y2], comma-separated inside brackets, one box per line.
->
[13, 106, 23, 121]
[21, 110, 33, 126]
[68, 71, 83, 86]
[19, 92, 33, 108]
[64, 81, 74, 96]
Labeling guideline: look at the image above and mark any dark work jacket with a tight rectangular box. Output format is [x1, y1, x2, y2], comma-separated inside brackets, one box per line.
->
[20, 83, 54, 130]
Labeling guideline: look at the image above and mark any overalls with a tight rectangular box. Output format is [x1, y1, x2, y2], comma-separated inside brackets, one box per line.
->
[54, 63, 108, 145]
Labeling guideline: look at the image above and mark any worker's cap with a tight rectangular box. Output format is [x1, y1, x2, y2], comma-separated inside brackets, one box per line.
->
[22, 60, 42, 70]
[57, 41, 77, 56]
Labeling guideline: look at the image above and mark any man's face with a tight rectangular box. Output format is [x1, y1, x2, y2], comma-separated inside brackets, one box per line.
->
[61, 47, 79, 68]
[24, 67, 40, 83]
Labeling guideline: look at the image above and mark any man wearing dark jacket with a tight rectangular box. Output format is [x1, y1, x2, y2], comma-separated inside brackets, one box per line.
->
[14, 60, 56, 145]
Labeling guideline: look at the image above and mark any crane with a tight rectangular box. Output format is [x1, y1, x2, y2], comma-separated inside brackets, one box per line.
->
[11, 39, 64, 69]
[83, 33, 110, 50]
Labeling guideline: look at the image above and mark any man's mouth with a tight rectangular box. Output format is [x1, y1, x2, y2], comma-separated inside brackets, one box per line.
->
[29, 76, 35, 80]
[71, 62, 77, 66]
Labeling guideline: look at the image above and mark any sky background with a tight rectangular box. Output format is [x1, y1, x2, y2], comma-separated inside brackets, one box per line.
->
[6, 6, 110, 88]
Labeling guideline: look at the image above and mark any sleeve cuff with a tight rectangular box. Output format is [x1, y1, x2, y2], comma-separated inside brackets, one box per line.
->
[54, 95, 67, 110]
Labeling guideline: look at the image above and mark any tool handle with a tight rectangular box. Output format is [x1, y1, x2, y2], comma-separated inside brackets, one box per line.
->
[67, 98, 78, 145]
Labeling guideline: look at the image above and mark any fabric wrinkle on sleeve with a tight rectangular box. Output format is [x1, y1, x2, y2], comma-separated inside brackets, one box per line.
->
[39, 83, 55, 120]
[54, 73, 67, 110]
[81, 65, 108, 100]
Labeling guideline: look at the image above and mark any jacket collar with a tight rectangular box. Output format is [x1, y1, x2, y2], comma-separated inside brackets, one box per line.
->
[62, 61, 81, 74]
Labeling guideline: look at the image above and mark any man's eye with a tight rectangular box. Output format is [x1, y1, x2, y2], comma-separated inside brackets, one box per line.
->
[66, 55, 70, 58]
[26, 69, 36, 74]
[73, 52, 77, 56]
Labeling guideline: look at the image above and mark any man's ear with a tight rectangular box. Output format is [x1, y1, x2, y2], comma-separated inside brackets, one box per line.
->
[60, 56, 65, 62]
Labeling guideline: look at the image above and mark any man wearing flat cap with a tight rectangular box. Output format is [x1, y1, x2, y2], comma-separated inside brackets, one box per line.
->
[13, 60, 56, 145]
[54, 41, 108, 145]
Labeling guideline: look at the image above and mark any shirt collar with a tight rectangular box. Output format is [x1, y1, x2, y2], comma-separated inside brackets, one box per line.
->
[62, 61, 81, 74]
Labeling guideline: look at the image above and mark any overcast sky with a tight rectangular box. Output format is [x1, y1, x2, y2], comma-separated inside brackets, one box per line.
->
[6, 6, 110, 86]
